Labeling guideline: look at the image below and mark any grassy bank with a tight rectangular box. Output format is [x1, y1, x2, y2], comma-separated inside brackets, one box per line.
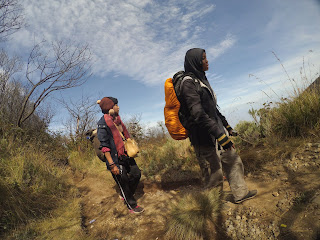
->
[0, 129, 95, 239]
[234, 76, 320, 172]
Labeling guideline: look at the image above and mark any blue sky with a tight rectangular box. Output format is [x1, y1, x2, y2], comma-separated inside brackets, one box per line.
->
[2, 0, 320, 132]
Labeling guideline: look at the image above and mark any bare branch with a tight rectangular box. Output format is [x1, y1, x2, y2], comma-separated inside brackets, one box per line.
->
[17, 40, 92, 127]
[0, 50, 23, 125]
[0, 0, 24, 41]
[58, 94, 98, 138]
[0, 49, 22, 95]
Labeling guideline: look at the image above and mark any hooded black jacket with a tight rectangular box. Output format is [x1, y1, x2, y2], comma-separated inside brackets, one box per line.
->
[180, 48, 230, 146]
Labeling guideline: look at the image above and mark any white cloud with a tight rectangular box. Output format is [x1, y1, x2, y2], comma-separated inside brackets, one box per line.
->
[7, 0, 222, 86]
[4, 0, 319, 131]
[218, 50, 320, 126]
[206, 34, 237, 60]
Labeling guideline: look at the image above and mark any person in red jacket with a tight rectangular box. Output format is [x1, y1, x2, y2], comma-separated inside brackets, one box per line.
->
[179, 48, 257, 203]
[97, 97, 144, 213]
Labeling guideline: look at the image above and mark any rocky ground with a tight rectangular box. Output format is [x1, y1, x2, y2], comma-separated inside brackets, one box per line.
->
[74, 141, 320, 240]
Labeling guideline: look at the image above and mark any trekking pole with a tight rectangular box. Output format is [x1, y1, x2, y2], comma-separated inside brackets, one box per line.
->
[113, 166, 134, 210]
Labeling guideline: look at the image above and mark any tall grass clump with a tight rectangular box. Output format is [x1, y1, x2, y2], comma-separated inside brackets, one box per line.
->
[25, 198, 90, 240]
[265, 88, 320, 138]
[235, 76, 320, 148]
[66, 137, 108, 178]
[165, 188, 221, 240]
[0, 124, 91, 239]
[0, 142, 71, 236]
[138, 138, 197, 178]
[235, 89, 319, 172]
[234, 56, 319, 172]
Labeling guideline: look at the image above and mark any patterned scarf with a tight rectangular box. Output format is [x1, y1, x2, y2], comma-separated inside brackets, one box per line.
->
[103, 114, 130, 157]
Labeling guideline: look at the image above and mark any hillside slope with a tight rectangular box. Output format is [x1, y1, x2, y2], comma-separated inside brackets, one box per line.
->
[75, 141, 320, 240]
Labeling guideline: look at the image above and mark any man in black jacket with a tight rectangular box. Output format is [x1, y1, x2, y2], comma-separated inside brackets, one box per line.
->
[179, 48, 257, 203]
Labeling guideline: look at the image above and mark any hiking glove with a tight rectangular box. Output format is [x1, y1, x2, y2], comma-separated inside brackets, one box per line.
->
[226, 125, 232, 132]
[226, 125, 238, 136]
[217, 133, 233, 150]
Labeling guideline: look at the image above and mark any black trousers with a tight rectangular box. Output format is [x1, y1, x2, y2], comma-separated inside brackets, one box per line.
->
[112, 157, 141, 209]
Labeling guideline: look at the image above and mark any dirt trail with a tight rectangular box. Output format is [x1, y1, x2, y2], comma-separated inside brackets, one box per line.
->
[74, 142, 320, 240]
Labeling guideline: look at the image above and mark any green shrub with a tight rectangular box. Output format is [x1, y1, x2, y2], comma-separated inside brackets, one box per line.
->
[234, 120, 261, 147]
[137, 138, 197, 177]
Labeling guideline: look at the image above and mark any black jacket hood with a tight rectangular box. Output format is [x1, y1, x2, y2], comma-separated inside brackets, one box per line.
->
[184, 48, 214, 94]
[184, 48, 206, 81]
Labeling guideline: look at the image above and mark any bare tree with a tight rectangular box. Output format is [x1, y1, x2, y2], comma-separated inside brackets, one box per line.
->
[0, 0, 24, 41]
[144, 121, 168, 144]
[125, 113, 144, 142]
[0, 49, 21, 98]
[0, 50, 23, 127]
[17, 40, 92, 127]
[59, 94, 99, 139]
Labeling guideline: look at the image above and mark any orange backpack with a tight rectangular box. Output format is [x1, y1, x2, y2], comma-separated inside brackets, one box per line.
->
[164, 71, 188, 140]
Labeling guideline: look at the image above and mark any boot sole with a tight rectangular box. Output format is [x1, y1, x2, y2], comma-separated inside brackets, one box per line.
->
[234, 192, 257, 204]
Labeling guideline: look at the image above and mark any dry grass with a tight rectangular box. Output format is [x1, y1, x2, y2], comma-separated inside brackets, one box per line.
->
[32, 198, 90, 240]
[238, 137, 303, 173]
[0, 138, 90, 239]
[5, 196, 92, 240]
[165, 188, 221, 240]
[137, 138, 197, 178]
[68, 150, 105, 174]
[235, 71, 320, 172]
[266, 88, 320, 138]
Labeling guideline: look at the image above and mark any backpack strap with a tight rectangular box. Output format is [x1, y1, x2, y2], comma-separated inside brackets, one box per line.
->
[180, 76, 194, 93]
[176, 73, 216, 102]
[193, 78, 217, 102]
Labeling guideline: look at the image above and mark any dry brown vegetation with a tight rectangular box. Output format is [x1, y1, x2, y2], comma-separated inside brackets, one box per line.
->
[1, 1, 319, 239]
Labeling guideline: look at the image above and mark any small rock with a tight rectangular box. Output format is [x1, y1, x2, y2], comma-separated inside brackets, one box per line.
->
[236, 215, 241, 220]
[89, 219, 96, 224]
[306, 143, 312, 148]
[155, 175, 161, 182]
[272, 192, 279, 197]
[312, 195, 320, 205]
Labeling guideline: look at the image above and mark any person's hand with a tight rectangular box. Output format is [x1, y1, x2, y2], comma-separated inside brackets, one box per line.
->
[111, 165, 120, 175]
[226, 143, 235, 151]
